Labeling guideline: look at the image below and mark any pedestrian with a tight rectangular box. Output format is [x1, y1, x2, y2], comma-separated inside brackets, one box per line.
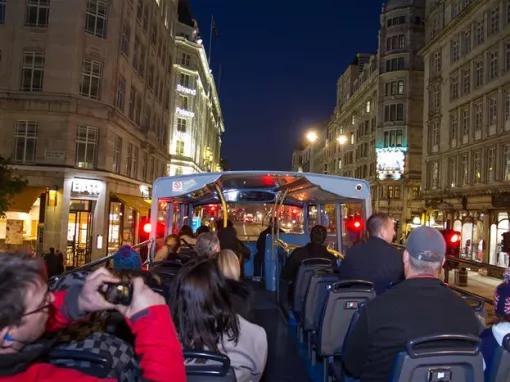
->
[44, 247, 62, 278]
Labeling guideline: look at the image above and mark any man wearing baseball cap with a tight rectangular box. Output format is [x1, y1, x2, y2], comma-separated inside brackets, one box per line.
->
[342, 226, 480, 382]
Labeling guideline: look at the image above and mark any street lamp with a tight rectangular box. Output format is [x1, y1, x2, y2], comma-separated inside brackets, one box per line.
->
[336, 134, 348, 145]
[305, 130, 318, 172]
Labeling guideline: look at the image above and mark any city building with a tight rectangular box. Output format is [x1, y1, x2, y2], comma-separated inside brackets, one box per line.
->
[0, 0, 178, 265]
[421, 0, 510, 268]
[314, 0, 426, 239]
[169, 0, 223, 176]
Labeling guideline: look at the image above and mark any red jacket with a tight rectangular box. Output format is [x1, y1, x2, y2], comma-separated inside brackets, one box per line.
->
[0, 291, 186, 382]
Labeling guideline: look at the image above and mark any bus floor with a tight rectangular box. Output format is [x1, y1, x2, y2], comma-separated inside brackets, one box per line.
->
[250, 282, 323, 382]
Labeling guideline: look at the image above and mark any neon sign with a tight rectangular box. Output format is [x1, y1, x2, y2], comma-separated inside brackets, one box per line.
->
[376, 147, 406, 180]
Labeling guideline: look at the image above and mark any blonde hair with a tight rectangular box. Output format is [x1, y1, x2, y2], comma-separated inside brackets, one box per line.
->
[217, 249, 241, 281]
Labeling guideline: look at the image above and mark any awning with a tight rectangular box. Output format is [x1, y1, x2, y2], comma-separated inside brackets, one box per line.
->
[113, 193, 151, 217]
[7, 187, 46, 213]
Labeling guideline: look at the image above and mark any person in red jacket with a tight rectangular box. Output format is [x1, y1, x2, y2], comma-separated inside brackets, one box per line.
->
[0, 252, 186, 382]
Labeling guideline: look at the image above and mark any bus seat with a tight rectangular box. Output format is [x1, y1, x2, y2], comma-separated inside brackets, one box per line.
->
[242, 241, 257, 278]
[389, 334, 483, 382]
[317, 280, 375, 358]
[487, 333, 510, 382]
[293, 259, 335, 319]
[184, 350, 237, 381]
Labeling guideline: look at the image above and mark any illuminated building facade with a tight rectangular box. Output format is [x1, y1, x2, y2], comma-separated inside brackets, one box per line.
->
[0, 0, 178, 263]
[421, 0, 510, 267]
[169, 0, 224, 176]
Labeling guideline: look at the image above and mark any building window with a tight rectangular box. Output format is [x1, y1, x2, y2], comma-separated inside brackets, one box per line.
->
[25, 0, 50, 27]
[21, 51, 44, 92]
[76, 126, 98, 168]
[129, 86, 136, 121]
[488, 93, 498, 130]
[126, 142, 133, 177]
[450, 111, 458, 148]
[489, 5, 500, 35]
[431, 50, 441, 74]
[384, 103, 404, 122]
[384, 81, 404, 96]
[473, 150, 482, 184]
[176, 140, 184, 156]
[177, 117, 187, 133]
[85, 0, 107, 38]
[178, 95, 189, 110]
[430, 84, 440, 114]
[488, 49, 499, 81]
[387, 15, 405, 26]
[120, 23, 130, 57]
[383, 129, 403, 147]
[0, 0, 6, 24]
[448, 157, 457, 188]
[430, 120, 440, 151]
[385, 57, 405, 72]
[487, 146, 496, 183]
[461, 106, 470, 142]
[133, 146, 139, 179]
[461, 65, 470, 95]
[451, 37, 460, 63]
[386, 34, 406, 51]
[473, 100, 483, 140]
[505, 41, 510, 73]
[450, 71, 459, 100]
[430, 161, 440, 190]
[461, 28, 471, 56]
[460, 153, 469, 185]
[14, 121, 37, 163]
[112, 135, 122, 173]
[505, 89, 510, 130]
[116, 76, 126, 111]
[179, 72, 191, 87]
[142, 151, 148, 181]
[504, 144, 510, 181]
[181, 53, 190, 66]
[474, 18, 485, 46]
[80, 59, 102, 99]
[473, 57, 484, 88]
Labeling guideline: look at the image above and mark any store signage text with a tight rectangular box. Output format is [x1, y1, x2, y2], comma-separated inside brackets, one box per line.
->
[176, 84, 197, 96]
[71, 179, 102, 198]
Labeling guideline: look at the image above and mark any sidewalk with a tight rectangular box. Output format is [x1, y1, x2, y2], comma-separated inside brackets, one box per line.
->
[451, 271, 500, 302]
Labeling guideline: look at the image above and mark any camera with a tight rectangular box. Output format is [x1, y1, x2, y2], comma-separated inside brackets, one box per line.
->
[101, 282, 133, 306]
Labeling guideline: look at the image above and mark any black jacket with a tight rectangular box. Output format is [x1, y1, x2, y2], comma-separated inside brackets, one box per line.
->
[337, 236, 404, 295]
[281, 243, 337, 284]
[226, 279, 254, 322]
[218, 227, 250, 261]
[343, 277, 481, 382]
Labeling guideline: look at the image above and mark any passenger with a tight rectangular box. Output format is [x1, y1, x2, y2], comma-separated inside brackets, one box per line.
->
[196, 225, 210, 236]
[255, 218, 282, 278]
[112, 244, 142, 272]
[44, 247, 64, 277]
[195, 231, 221, 258]
[170, 259, 267, 382]
[179, 225, 196, 248]
[217, 219, 251, 276]
[480, 268, 510, 378]
[218, 249, 254, 321]
[281, 225, 337, 287]
[337, 212, 404, 295]
[154, 234, 180, 262]
[0, 252, 186, 381]
[342, 226, 480, 382]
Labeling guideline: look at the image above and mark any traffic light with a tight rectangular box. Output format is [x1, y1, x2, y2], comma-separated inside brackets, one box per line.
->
[440, 229, 461, 257]
[345, 215, 364, 233]
[502, 232, 510, 253]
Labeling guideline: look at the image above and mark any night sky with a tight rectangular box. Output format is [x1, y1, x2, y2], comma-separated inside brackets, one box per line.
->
[190, 0, 386, 171]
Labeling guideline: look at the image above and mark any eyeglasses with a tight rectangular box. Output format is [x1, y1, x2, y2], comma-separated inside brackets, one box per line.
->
[22, 291, 52, 317]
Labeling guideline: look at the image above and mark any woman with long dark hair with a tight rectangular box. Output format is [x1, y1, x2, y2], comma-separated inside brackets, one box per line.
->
[170, 258, 267, 382]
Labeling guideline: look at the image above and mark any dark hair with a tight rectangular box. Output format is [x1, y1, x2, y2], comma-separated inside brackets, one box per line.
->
[196, 225, 210, 236]
[179, 225, 194, 238]
[165, 234, 180, 254]
[195, 232, 220, 257]
[366, 213, 391, 237]
[170, 259, 240, 352]
[310, 225, 327, 245]
[216, 219, 233, 231]
[0, 253, 47, 329]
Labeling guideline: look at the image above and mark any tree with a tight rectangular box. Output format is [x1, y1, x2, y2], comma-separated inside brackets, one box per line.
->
[0, 156, 27, 216]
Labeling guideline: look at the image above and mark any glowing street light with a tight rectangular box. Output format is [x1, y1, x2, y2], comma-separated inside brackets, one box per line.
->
[337, 134, 348, 145]
[306, 130, 318, 144]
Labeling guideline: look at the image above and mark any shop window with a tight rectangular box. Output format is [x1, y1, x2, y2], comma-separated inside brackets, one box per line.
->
[25, 0, 50, 27]
[80, 59, 103, 99]
[21, 51, 44, 92]
[14, 121, 38, 163]
[76, 126, 98, 169]
[85, 0, 108, 38]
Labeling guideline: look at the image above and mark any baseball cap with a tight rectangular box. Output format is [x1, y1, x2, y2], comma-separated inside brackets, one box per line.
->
[406, 226, 446, 262]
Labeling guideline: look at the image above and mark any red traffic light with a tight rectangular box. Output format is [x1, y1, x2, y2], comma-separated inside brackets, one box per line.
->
[346, 215, 364, 232]
[449, 232, 460, 244]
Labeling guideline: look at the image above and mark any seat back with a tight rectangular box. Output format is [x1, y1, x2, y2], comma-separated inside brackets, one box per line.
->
[293, 258, 335, 315]
[318, 280, 375, 357]
[390, 334, 484, 382]
[184, 350, 237, 382]
[487, 333, 510, 382]
[302, 270, 340, 331]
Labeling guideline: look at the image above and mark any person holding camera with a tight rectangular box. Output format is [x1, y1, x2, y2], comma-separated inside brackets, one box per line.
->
[0, 252, 186, 381]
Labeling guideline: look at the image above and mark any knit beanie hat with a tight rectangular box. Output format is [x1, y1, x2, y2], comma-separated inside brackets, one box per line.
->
[495, 268, 510, 317]
[113, 245, 142, 271]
